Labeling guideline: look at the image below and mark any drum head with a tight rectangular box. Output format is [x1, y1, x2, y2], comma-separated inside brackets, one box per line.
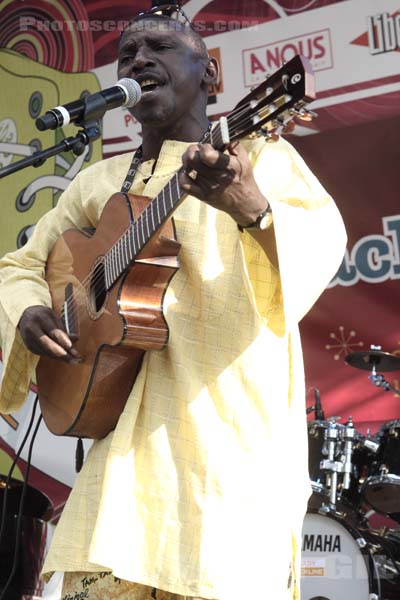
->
[362, 474, 400, 515]
[301, 512, 372, 600]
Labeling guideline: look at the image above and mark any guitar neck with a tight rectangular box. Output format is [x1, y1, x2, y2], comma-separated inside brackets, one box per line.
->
[103, 169, 184, 289]
[103, 54, 315, 290]
[103, 125, 225, 290]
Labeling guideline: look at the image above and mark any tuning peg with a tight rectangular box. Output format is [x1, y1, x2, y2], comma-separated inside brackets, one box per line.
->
[281, 121, 296, 134]
[290, 107, 317, 122]
[264, 132, 280, 143]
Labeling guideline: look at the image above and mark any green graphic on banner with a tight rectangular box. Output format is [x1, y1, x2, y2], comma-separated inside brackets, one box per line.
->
[0, 48, 102, 256]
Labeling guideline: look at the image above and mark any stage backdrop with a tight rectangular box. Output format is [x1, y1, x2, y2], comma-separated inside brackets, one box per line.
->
[1, 0, 399, 518]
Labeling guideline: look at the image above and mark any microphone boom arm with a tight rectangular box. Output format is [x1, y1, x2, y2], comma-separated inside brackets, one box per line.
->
[0, 121, 101, 180]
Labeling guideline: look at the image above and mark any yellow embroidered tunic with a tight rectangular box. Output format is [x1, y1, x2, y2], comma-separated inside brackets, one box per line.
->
[0, 138, 346, 600]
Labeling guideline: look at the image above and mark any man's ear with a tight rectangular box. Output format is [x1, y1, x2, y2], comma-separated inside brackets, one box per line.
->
[202, 56, 219, 86]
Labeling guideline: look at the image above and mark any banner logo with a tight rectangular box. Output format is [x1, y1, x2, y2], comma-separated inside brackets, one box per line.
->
[330, 215, 400, 288]
[352, 11, 400, 55]
[242, 29, 333, 87]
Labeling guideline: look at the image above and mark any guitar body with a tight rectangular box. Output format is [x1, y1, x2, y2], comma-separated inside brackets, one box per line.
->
[36, 192, 180, 439]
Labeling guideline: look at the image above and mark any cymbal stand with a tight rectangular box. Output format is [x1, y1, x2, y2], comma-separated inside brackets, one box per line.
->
[342, 417, 355, 491]
[369, 365, 400, 395]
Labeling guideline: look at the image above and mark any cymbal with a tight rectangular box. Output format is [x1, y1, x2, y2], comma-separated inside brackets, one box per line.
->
[345, 350, 400, 372]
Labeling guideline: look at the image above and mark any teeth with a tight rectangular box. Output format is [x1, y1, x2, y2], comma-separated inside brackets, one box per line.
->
[140, 79, 159, 89]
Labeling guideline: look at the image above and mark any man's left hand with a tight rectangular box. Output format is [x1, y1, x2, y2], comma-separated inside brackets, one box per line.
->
[179, 142, 269, 228]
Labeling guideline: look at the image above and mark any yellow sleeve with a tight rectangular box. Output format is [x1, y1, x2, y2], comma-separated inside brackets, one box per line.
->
[0, 171, 92, 413]
[240, 136, 347, 327]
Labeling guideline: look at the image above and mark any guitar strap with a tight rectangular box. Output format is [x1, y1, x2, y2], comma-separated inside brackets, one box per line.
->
[120, 122, 211, 193]
[121, 146, 143, 193]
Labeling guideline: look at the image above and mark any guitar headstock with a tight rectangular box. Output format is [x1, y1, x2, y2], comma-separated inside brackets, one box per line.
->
[211, 55, 316, 146]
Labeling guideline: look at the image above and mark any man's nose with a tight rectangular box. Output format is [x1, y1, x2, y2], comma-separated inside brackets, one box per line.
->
[131, 46, 156, 70]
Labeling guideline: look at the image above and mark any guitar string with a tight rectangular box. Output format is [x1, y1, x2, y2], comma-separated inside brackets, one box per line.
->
[59, 97, 288, 329]
[58, 105, 252, 326]
[59, 97, 284, 329]
[58, 106, 237, 322]
[59, 92, 291, 327]
[64, 92, 275, 299]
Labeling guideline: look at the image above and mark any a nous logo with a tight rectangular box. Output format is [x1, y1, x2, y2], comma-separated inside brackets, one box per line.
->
[242, 30, 333, 87]
[367, 11, 400, 54]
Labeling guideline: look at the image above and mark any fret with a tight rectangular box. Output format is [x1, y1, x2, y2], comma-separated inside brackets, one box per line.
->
[122, 236, 127, 270]
[126, 230, 131, 262]
[112, 244, 117, 278]
[132, 223, 138, 252]
[126, 232, 131, 264]
[108, 256, 113, 288]
[109, 247, 113, 283]
[122, 243, 127, 272]
[129, 225, 136, 258]
[155, 196, 161, 225]
[115, 244, 121, 278]
[172, 173, 180, 202]
[140, 215, 145, 247]
[104, 256, 110, 289]
[161, 188, 167, 218]
[122, 234, 128, 267]
[118, 242, 123, 276]
[167, 180, 172, 210]
[145, 206, 150, 239]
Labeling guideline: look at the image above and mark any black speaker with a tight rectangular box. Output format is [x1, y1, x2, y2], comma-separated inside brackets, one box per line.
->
[0, 476, 53, 599]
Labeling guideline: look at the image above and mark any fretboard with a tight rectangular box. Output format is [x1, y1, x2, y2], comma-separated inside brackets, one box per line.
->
[103, 126, 221, 291]
[104, 169, 185, 289]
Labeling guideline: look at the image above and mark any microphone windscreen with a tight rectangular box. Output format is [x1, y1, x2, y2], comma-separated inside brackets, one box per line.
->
[117, 78, 142, 107]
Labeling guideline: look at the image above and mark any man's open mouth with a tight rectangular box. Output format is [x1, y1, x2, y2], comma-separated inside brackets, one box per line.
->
[140, 79, 162, 93]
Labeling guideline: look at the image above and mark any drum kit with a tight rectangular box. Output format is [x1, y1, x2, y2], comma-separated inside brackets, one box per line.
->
[302, 348, 400, 600]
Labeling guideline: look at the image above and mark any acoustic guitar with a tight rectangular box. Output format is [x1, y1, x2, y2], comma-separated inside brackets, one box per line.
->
[36, 55, 315, 439]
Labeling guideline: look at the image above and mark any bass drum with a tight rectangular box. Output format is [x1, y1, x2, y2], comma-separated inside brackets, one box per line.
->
[301, 511, 400, 600]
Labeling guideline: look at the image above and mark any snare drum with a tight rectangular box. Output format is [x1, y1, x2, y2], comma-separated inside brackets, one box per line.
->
[361, 420, 400, 516]
[301, 511, 400, 600]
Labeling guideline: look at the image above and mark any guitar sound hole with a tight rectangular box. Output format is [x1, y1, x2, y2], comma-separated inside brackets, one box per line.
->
[89, 261, 107, 314]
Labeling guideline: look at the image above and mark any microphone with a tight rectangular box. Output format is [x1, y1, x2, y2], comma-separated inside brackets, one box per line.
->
[35, 78, 141, 131]
[314, 388, 325, 421]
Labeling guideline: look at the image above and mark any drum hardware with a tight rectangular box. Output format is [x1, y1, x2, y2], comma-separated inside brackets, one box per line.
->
[363, 437, 380, 455]
[342, 417, 356, 490]
[313, 417, 361, 514]
[344, 345, 400, 396]
[342, 345, 400, 519]
[320, 420, 342, 510]
[359, 419, 400, 519]
[369, 369, 400, 395]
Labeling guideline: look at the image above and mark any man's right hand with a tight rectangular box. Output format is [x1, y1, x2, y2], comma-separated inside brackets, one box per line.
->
[18, 305, 81, 362]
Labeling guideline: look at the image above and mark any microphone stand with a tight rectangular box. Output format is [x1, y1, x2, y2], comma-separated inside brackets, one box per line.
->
[0, 121, 101, 179]
[314, 388, 325, 421]
[0, 92, 108, 179]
